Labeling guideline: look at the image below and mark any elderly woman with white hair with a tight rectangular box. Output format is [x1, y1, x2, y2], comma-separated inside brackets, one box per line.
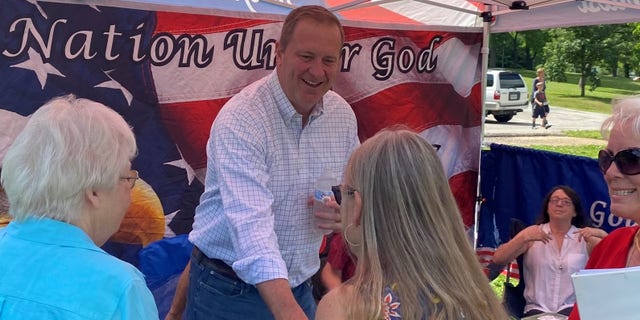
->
[569, 95, 640, 320]
[0, 95, 158, 319]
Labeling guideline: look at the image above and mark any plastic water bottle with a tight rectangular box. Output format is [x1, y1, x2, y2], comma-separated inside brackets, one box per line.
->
[312, 168, 338, 235]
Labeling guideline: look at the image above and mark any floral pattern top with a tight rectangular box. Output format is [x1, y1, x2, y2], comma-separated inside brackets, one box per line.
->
[381, 284, 440, 319]
[381, 285, 402, 319]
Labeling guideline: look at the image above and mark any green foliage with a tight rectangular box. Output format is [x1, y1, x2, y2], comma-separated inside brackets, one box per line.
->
[543, 29, 570, 82]
[490, 274, 519, 299]
[490, 23, 640, 81]
[588, 68, 601, 92]
[523, 30, 549, 69]
[544, 57, 568, 82]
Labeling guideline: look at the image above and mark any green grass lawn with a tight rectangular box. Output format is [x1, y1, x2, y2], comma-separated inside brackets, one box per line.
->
[529, 130, 605, 158]
[509, 69, 637, 157]
[518, 70, 640, 114]
[528, 144, 603, 158]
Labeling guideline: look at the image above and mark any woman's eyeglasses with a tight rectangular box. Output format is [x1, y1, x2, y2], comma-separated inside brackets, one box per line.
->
[120, 170, 139, 189]
[598, 148, 640, 175]
[332, 185, 356, 206]
[549, 198, 572, 206]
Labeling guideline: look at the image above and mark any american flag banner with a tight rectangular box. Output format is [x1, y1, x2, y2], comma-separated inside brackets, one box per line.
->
[0, 0, 483, 313]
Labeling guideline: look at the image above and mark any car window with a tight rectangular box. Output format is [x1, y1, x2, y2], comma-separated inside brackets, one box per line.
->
[486, 74, 494, 87]
[498, 73, 525, 89]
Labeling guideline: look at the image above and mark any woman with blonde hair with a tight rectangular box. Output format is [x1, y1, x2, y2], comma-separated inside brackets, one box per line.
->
[316, 127, 508, 320]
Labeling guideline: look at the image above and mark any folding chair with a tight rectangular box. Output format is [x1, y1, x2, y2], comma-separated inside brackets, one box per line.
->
[503, 219, 528, 319]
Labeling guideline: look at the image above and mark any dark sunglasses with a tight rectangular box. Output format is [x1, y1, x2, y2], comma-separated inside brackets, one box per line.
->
[598, 148, 640, 175]
[332, 185, 356, 206]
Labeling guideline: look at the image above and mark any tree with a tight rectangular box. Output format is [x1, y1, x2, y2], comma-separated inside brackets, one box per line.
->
[542, 29, 569, 82]
[522, 30, 548, 69]
[601, 24, 635, 78]
[631, 23, 640, 76]
[543, 26, 610, 97]
[489, 32, 522, 68]
[488, 23, 640, 83]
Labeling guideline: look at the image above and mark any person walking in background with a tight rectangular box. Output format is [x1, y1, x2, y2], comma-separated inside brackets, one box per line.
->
[492, 185, 606, 317]
[569, 96, 640, 320]
[531, 68, 551, 122]
[0, 95, 158, 319]
[316, 127, 509, 320]
[183, 5, 359, 320]
[531, 67, 546, 109]
[532, 81, 551, 129]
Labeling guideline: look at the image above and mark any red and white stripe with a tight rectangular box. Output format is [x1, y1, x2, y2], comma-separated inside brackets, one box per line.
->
[151, 11, 483, 226]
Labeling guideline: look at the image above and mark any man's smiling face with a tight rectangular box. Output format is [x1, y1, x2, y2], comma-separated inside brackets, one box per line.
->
[276, 18, 342, 117]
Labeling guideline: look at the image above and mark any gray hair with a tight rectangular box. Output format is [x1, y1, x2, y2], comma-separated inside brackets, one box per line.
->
[601, 95, 640, 140]
[1, 95, 137, 222]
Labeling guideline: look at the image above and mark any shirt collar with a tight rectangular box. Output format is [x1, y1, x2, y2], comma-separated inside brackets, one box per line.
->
[541, 223, 578, 239]
[5, 217, 105, 253]
[268, 70, 324, 127]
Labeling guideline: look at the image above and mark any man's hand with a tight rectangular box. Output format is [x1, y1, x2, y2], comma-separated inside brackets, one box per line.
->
[308, 196, 343, 234]
[256, 279, 308, 320]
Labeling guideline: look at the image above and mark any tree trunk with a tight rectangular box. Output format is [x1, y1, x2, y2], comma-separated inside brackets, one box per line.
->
[623, 64, 630, 78]
[511, 32, 519, 68]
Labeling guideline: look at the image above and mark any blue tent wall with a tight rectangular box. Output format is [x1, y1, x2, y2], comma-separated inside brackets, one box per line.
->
[477, 143, 631, 250]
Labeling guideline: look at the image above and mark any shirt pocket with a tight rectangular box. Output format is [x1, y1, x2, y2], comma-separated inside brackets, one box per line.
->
[567, 253, 588, 274]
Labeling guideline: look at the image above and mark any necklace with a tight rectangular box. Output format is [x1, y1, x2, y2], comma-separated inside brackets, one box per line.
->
[628, 231, 640, 267]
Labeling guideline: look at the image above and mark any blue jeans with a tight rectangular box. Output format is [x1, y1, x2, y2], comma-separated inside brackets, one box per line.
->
[186, 253, 317, 320]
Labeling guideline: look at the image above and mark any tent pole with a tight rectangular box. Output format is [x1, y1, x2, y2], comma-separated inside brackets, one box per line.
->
[473, 5, 491, 250]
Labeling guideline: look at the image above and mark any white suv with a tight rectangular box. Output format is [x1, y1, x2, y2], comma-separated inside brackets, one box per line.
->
[485, 69, 529, 122]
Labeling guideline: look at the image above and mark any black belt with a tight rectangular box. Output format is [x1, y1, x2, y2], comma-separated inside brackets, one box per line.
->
[192, 246, 241, 282]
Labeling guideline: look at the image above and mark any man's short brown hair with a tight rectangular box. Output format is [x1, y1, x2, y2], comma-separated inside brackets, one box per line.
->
[279, 5, 344, 52]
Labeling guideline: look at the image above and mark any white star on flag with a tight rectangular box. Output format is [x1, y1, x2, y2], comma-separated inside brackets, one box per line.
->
[95, 70, 134, 106]
[25, 0, 47, 19]
[164, 210, 179, 237]
[164, 145, 196, 185]
[11, 47, 65, 89]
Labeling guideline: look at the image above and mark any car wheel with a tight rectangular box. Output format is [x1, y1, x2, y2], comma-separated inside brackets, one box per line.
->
[494, 114, 513, 123]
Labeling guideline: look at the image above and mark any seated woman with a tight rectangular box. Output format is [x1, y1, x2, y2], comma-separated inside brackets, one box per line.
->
[493, 185, 607, 317]
[316, 127, 508, 320]
[0, 95, 158, 319]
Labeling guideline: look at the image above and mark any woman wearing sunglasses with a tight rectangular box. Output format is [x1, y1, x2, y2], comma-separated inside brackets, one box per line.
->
[493, 185, 606, 317]
[569, 96, 640, 320]
[316, 127, 508, 320]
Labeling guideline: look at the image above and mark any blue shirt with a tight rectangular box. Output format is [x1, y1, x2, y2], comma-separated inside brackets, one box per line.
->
[0, 218, 158, 320]
[189, 71, 359, 287]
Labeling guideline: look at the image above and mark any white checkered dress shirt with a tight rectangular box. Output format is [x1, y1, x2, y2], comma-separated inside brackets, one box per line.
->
[189, 71, 359, 287]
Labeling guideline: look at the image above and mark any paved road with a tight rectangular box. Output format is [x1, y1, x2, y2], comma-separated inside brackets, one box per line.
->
[483, 105, 609, 137]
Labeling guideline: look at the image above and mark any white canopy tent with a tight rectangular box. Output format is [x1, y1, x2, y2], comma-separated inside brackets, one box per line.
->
[49, 0, 640, 32]
[47, 0, 640, 245]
